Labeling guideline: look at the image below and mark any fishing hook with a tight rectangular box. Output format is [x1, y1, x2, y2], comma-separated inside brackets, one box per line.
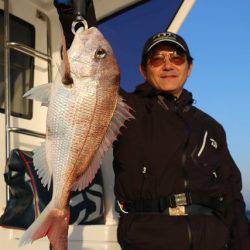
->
[71, 17, 88, 34]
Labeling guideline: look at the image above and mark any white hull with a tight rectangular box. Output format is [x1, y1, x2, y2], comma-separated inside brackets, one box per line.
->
[0, 225, 120, 249]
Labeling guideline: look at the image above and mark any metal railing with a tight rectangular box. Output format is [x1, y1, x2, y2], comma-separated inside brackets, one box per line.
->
[3, 0, 52, 201]
[6, 42, 52, 61]
[8, 127, 46, 139]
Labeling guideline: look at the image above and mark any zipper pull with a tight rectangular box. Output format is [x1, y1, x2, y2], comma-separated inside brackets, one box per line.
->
[210, 171, 219, 184]
[212, 171, 217, 178]
[140, 164, 148, 201]
[184, 179, 188, 189]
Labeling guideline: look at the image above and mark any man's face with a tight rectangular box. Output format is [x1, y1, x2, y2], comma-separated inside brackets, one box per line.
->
[140, 43, 193, 97]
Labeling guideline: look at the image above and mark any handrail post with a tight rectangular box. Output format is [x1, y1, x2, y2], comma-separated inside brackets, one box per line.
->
[36, 10, 52, 83]
[3, 2, 52, 206]
[3, 0, 11, 203]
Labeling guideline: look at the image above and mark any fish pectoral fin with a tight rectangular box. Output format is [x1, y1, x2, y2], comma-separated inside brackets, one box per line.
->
[33, 142, 52, 190]
[71, 95, 134, 192]
[23, 83, 52, 107]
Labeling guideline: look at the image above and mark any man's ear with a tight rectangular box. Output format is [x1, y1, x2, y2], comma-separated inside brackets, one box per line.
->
[139, 64, 147, 80]
[187, 63, 193, 77]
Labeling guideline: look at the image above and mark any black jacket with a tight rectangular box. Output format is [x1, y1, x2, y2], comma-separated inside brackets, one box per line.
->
[113, 83, 250, 250]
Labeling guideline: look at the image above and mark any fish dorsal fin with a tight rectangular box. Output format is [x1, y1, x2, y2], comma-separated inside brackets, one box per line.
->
[33, 142, 52, 190]
[71, 95, 134, 191]
[23, 83, 51, 107]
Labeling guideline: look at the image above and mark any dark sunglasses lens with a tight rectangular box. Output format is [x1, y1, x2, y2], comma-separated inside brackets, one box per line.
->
[170, 54, 186, 65]
[148, 55, 165, 67]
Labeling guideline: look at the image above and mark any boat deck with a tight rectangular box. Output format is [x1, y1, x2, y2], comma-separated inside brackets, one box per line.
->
[0, 225, 120, 249]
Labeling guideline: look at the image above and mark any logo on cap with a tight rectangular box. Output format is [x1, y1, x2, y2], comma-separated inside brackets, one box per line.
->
[153, 32, 177, 40]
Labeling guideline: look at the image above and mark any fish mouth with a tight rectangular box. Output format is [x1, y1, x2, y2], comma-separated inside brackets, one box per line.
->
[62, 74, 74, 85]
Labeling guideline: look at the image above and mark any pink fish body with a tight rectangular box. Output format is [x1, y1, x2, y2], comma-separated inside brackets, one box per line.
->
[20, 27, 133, 249]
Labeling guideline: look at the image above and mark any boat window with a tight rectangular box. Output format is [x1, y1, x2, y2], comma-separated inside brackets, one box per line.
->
[0, 10, 35, 119]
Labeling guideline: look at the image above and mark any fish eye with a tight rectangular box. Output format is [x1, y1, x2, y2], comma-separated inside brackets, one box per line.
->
[95, 47, 107, 59]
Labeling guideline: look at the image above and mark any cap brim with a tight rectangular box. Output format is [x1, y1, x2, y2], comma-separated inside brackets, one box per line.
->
[146, 38, 186, 54]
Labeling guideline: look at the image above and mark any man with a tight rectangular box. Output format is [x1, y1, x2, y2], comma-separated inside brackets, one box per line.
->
[113, 31, 250, 250]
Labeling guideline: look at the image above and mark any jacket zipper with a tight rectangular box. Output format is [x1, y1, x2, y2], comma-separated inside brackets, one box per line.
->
[186, 217, 194, 250]
[175, 105, 193, 250]
[175, 106, 191, 189]
[182, 137, 190, 189]
[158, 97, 194, 248]
[198, 130, 208, 157]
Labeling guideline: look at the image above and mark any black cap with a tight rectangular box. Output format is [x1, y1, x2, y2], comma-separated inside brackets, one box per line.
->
[141, 31, 192, 65]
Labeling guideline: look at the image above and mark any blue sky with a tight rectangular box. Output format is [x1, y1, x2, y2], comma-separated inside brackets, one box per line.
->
[179, 0, 250, 209]
[99, 0, 250, 209]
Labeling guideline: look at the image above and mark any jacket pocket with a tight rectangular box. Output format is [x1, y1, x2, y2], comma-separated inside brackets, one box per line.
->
[192, 130, 220, 169]
[139, 162, 157, 200]
[117, 214, 137, 248]
[203, 214, 230, 249]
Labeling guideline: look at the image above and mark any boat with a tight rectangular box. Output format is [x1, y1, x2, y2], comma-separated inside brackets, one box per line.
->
[0, 0, 196, 249]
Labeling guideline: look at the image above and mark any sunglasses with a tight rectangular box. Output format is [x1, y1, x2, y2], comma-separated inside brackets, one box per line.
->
[147, 52, 186, 67]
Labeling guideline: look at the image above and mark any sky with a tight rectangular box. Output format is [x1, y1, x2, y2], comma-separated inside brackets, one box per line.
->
[98, 0, 250, 209]
[178, 0, 250, 209]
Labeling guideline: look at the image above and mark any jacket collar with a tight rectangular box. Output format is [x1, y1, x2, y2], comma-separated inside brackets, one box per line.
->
[134, 82, 194, 109]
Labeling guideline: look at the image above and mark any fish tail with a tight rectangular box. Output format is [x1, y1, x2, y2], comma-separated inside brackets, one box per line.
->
[19, 202, 70, 250]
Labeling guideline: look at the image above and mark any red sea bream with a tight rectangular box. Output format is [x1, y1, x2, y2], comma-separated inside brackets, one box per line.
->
[20, 27, 133, 250]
